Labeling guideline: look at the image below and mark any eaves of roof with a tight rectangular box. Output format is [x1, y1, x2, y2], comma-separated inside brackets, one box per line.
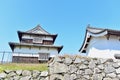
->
[9, 42, 63, 53]
[17, 31, 57, 43]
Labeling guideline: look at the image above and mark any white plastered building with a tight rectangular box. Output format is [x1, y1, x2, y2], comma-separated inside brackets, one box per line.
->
[9, 25, 63, 63]
[79, 26, 120, 59]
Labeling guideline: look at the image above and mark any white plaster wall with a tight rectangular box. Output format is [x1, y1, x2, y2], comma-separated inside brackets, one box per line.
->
[44, 36, 53, 41]
[49, 48, 58, 57]
[22, 34, 32, 39]
[22, 35, 53, 41]
[14, 46, 59, 57]
[87, 35, 120, 59]
[13, 53, 39, 57]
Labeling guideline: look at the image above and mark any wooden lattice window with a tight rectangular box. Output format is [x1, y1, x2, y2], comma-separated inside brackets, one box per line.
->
[38, 53, 50, 61]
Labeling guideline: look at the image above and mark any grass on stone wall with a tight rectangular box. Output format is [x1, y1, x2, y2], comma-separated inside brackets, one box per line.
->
[0, 63, 48, 72]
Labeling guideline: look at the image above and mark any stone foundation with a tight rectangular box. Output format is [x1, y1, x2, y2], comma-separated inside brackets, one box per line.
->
[0, 70, 48, 80]
[1, 55, 120, 80]
[49, 55, 120, 80]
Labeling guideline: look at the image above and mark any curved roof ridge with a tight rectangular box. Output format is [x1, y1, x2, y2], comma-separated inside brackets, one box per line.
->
[87, 26, 106, 34]
[87, 26, 105, 30]
[87, 26, 120, 32]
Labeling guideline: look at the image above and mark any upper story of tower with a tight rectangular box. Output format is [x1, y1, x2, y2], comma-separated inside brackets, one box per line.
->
[17, 25, 57, 45]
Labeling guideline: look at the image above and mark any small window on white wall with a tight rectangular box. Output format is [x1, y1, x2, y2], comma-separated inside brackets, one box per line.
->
[38, 53, 50, 60]
[33, 37, 43, 43]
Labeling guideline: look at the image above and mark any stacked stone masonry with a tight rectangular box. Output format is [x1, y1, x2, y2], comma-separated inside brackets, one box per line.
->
[1, 55, 120, 80]
[0, 70, 48, 80]
[49, 55, 120, 80]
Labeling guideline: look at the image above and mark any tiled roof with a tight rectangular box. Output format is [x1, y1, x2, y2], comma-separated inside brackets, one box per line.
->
[17, 25, 58, 42]
[9, 42, 63, 53]
[87, 26, 120, 35]
[26, 25, 50, 34]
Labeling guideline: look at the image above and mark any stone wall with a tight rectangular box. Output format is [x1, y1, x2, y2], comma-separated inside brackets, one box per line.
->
[1, 55, 120, 80]
[0, 70, 48, 80]
[49, 55, 120, 80]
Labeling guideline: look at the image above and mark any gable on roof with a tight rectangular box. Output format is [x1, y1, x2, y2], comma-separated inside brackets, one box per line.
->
[17, 25, 58, 43]
[79, 26, 120, 53]
[87, 27, 106, 34]
[26, 25, 50, 34]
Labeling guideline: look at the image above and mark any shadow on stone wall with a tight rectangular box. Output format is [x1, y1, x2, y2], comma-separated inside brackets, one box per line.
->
[48, 55, 120, 80]
[0, 55, 120, 80]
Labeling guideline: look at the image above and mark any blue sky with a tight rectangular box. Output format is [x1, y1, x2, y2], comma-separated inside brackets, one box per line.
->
[0, 0, 120, 54]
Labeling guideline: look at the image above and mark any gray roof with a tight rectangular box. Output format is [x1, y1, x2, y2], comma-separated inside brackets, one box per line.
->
[17, 25, 58, 42]
[9, 42, 63, 53]
[87, 26, 120, 35]
[26, 25, 50, 34]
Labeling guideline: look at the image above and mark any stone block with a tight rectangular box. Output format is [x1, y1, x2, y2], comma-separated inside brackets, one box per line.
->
[32, 70, 40, 78]
[50, 74, 63, 80]
[70, 74, 77, 80]
[104, 66, 115, 74]
[74, 57, 82, 63]
[64, 74, 70, 80]
[112, 63, 119, 68]
[0, 73, 7, 78]
[40, 71, 48, 77]
[16, 70, 22, 75]
[97, 64, 104, 70]
[85, 69, 93, 75]
[103, 78, 112, 80]
[92, 74, 103, 80]
[50, 62, 68, 74]
[22, 70, 31, 76]
[64, 57, 72, 65]
[116, 67, 120, 74]
[106, 73, 117, 78]
[68, 65, 77, 73]
[7, 72, 16, 77]
[88, 60, 96, 69]
[83, 75, 90, 79]
[99, 58, 108, 64]
[79, 64, 88, 69]
[19, 76, 31, 80]
[94, 68, 102, 73]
